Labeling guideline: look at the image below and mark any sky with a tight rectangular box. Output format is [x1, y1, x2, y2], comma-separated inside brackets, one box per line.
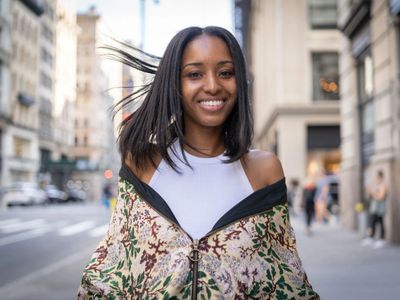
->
[74, 0, 234, 56]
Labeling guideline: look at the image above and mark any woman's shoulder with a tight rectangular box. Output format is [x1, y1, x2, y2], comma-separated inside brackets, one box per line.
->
[124, 153, 162, 184]
[241, 149, 285, 190]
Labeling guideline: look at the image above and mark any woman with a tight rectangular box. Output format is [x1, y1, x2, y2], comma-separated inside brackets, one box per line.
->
[362, 170, 387, 248]
[303, 179, 316, 235]
[78, 26, 319, 299]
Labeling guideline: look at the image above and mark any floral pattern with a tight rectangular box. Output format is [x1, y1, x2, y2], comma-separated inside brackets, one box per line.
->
[77, 177, 319, 299]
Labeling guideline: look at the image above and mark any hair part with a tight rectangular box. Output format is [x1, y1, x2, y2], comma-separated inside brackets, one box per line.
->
[113, 26, 253, 172]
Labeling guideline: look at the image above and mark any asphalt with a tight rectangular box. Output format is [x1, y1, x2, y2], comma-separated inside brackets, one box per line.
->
[290, 213, 400, 300]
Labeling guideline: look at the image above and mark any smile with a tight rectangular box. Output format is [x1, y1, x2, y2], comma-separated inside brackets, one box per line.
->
[198, 99, 226, 111]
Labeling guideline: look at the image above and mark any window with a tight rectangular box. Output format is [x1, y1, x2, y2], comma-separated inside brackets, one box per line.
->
[312, 52, 340, 101]
[309, 0, 337, 29]
[40, 71, 52, 89]
[357, 53, 374, 163]
[41, 47, 53, 66]
[13, 137, 29, 158]
[40, 97, 52, 114]
[41, 23, 53, 43]
[42, 1, 54, 20]
[307, 125, 340, 150]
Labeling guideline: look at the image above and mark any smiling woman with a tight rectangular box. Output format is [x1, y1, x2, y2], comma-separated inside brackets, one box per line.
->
[180, 35, 237, 134]
[77, 26, 320, 300]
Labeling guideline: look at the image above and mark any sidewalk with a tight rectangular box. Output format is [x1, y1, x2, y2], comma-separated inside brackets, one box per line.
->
[291, 214, 400, 300]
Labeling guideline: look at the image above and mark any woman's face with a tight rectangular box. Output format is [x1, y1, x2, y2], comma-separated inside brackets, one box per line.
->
[180, 34, 237, 132]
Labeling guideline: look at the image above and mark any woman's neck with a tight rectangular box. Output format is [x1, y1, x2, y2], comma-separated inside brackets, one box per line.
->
[183, 128, 225, 157]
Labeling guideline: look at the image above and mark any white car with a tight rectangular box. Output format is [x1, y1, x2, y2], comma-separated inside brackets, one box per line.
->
[45, 185, 67, 203]
[1, 182, 47, 206]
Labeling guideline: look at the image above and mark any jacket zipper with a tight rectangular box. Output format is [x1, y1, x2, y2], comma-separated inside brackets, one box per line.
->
[189, 239, 200, 300]
[133, 187, 283, 299]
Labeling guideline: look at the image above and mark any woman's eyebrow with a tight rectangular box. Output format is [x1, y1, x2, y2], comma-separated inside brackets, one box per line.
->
[182, 60, 234, 69]
[182, 62, 202, 69]
[217, 60, 234, 66]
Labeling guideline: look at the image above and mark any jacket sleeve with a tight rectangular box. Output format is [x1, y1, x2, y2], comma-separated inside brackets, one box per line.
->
[77, 180, 131, 299]
[264, 202, 320, 299]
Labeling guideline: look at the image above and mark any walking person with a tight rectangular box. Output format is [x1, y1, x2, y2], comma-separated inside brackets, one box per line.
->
[101, 184, 112, 209]
[362, 170, 388, 248]
[303, 179, 317, 235]
[287, 178, 301, 214]
[315, 172, 331, 224]
[78, 26, 319, 299]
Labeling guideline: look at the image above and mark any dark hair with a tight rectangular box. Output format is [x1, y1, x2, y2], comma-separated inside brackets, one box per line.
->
[113, 26, 253, 171]
[377, 170, 384, 178]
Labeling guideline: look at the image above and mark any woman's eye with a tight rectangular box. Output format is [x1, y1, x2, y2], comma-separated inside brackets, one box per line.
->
[219, 70, 234, 78]
[187, 72, 202, 79]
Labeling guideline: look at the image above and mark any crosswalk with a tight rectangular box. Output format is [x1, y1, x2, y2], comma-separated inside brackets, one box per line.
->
[0, 218, 109, 247]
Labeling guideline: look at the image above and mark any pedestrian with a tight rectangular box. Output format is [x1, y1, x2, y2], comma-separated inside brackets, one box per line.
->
[361, 170, 388, 248]
[287, 178, 298, 208]
[78, 26, 319, 299]
[101, 184, 112, 209]
[288, 178, 303, 215]
[315, 172, 331, 224]
[303, 179, 317, 235]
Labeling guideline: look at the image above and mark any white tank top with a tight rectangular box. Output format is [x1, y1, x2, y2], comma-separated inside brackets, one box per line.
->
[149, 141, 254, 239]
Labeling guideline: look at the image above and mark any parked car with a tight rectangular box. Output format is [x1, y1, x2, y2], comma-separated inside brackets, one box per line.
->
[1, 182, 47, 206]
[45, 185, 67, 203]
[66, 188, 86, 202]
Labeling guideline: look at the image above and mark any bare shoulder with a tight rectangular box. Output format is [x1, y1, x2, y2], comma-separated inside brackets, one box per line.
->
[124, 153, 162, 184]
[242, 150, 285, 190]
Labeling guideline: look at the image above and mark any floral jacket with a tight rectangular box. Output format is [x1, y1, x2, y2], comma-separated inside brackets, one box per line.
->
[77, 163, 319, 300]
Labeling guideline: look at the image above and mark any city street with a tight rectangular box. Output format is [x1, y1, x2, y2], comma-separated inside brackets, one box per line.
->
[0, 203, 110, 300]
[0, 204, 399, 300]
[292, 215, 400, 300]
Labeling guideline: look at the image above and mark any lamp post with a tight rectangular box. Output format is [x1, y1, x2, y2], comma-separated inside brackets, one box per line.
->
[139, 0, 160, 50]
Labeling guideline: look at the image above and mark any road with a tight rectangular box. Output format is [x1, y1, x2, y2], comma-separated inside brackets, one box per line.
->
[1, 204, 399, 300]
[0, 203, 110, 300]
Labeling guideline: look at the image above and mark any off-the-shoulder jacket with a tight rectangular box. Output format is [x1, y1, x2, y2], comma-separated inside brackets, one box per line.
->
[78, 163, 319, 300]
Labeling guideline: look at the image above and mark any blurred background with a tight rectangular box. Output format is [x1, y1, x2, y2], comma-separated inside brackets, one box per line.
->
[0, 0, 399, 299]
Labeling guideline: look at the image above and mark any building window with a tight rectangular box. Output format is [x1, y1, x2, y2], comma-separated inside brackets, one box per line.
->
[312, 52, 340, 101]
[41, 23, 53, 43]
[13, 137, 30, 158]
[40, 71, 52, 89]
[357, 53, 374, 164]
[41, 47, 53, 66]
[309, 0, 337, 29]
[307, 125, 341, 150]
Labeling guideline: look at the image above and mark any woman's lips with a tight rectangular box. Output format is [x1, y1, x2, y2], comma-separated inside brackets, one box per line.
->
[198, 99, 226, 111]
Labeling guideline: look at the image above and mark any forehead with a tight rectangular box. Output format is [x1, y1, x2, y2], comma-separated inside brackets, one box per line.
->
[181, 34, 232, 63]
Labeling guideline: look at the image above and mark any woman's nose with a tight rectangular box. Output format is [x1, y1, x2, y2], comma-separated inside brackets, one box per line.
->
[203, 74, 221, 94]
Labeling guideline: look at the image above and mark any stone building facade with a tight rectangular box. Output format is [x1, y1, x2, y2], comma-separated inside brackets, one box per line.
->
[339, 0, 400, 243]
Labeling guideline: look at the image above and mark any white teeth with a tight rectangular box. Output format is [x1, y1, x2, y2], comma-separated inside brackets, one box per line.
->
[200, 100, 224, 106]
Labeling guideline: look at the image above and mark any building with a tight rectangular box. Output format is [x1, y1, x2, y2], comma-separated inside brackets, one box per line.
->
[0, 0, 12, 186]
[46, 0, 79, 188]
[75, 7, 120, 201]
[3, 0, 43, 185]
[244, 0, 342, 186]
[339, 0, 400, 243]
[37, 0, 57, 183]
